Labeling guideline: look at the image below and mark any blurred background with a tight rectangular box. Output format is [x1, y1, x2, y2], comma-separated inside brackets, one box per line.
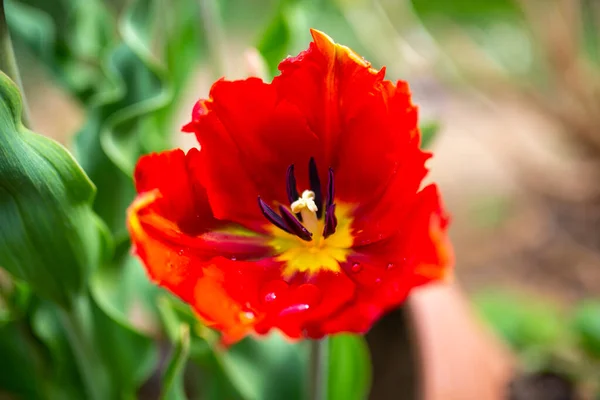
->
[4, 0, 600, 399]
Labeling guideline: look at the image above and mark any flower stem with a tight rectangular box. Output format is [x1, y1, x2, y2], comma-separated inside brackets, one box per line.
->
[309, 338, 329, 400]
[0, 0, 31, 126]
[59, 295, 107, 400]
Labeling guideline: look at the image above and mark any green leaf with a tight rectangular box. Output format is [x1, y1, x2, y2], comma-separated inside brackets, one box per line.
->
[90, 295, 158, 398]
[90, 244, 161, 336]
[572, 301, 600, 359]
[31, 301, 88, 399]
[0, 270, 31, 324]
[0, 321, 46, 399]
[220, 334, 308, 400]
[160, 324, 190, 400]
[89, 245, 160, 397]
[327, 335, 371, 400]
[419, 121, 440, 149]
[0, 72, 107, 307]
[157, 295, 241, 400]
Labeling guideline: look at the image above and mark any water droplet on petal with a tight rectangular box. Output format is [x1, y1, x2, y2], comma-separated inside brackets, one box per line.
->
[351, 263, 362, 273]
[386, 263, 395, 270]
[279, 303, 310, 317]
[178, 249, 185, 256]
[260, 280, 289, 304]
[375, 278, 382, 285]
[239, 309, 256, 323]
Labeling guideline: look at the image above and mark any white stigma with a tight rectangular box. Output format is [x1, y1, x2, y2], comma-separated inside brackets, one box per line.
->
[291, 190, 318, 214]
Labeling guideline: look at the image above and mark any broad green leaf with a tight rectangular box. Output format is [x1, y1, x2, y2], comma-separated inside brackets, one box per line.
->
[0, 321, 46, 399]
[0, 269, 31, 324]
[9, 0, 180, 240]
[0, 72, 107, 307]
[160, 324, 190, 400]
[572, 301, 600, 359]
[327, 335, 371, 400]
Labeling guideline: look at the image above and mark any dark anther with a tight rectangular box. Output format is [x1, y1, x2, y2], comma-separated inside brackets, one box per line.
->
[279, 205, 313, 242]
[323, 203, 338, 238]
[308, 157, 323, 218]
[286, 165, 300, 205]
[258, 197, 292, 234]
[326, 167, 335, 208]
[323, 168, 337, 238]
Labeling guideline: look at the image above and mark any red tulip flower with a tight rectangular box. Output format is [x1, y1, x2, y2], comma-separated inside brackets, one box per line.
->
[128, 29, 453, 345]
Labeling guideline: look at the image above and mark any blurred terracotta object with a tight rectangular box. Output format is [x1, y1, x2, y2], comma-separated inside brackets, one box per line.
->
[410, 283, 515, 400]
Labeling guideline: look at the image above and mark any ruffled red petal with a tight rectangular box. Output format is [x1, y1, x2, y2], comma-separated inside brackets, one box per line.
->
[312, 185, 452, 336]
[274, 30, 420, 209]
[183, 78, 320, 230]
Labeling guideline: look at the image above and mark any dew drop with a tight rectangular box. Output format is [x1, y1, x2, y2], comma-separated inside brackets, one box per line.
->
[178, 249, 185, 256]
[386, 263, 395, 270]
[260, 280, 289, 304]
[375, 278, 382, 285]
[264, 292, 278, 302]
[279, 303, 310, 317]
[351, 263, 362, 273]
[239, 310, 256, 323]
[230, 256, 237, 261]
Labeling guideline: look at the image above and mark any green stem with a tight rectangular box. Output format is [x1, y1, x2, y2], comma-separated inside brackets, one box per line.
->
[59, 296, 107, 400]
[199, 0, 228, 78]
[309, 338, 328, 400]
[0, 0, 31, 126]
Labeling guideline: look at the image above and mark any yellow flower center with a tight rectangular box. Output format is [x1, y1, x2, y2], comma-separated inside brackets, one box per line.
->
[269, 194, 354, 278]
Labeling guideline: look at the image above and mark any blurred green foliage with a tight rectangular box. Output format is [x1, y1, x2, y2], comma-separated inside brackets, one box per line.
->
[475, 292, 600, 396]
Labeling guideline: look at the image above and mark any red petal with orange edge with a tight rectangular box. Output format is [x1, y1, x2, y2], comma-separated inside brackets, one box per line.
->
[135, 148, 219, 235]
[128, 191, 277, 343]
